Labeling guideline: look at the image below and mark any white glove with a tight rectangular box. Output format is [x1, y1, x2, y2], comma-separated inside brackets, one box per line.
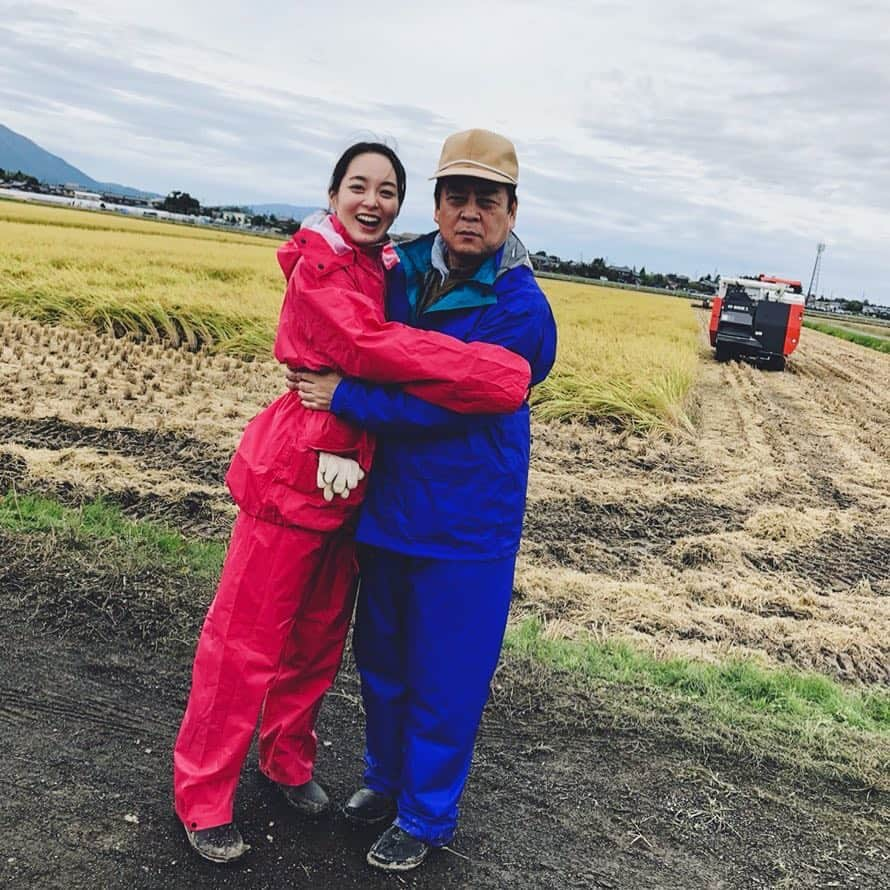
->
[316, 452, 366, 502]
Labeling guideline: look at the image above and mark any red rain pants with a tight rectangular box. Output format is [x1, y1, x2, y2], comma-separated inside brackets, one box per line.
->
[173, 511, 357, 831]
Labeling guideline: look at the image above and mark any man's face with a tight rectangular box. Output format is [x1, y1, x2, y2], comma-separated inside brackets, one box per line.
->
[434, 177, 517, 272]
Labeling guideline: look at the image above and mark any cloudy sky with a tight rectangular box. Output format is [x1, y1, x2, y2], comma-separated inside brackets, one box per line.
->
[2, 0, 889, 303]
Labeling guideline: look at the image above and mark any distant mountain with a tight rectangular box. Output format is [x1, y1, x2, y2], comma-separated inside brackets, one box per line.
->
[0, 123, 158, 199]
[0, 124, 325, 211]
[247, 203, 323, 221]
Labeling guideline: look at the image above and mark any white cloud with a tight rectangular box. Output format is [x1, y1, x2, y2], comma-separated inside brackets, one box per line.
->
[1, 0, 888, 302]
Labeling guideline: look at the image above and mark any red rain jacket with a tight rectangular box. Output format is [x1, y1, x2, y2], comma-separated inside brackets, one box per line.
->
[226, 212, 531, 531]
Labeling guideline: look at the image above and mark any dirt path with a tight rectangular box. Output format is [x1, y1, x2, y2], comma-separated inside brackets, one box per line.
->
[1, 606, 887, 890]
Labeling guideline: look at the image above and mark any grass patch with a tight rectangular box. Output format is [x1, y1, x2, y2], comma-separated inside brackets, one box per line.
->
[804, 320, 890, 354]
[0, 491, 224, 580]
[505, 618, 890, 790]
[0, 492, 226, 650]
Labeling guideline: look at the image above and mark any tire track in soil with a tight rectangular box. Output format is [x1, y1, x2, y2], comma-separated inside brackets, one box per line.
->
[788, 338, 890, 467]
[794, 341, 888, 405]
[0, 683, 176, 735]
[746, 527, 890, 591]
[0, 415, 229, 486]
[695, 318, 890, 591]
[744, 373, 855, 509]
[760, 371, 882, 506]
[0, 449, 27, 490]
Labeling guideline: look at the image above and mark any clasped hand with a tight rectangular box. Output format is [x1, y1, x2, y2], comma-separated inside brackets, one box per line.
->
[286, 367, 342, 411]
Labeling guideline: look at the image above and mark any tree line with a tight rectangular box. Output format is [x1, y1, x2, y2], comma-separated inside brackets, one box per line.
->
[160, 190, 300, 235]
[532, 252, 717, 293]
[0, 168, 41, 188]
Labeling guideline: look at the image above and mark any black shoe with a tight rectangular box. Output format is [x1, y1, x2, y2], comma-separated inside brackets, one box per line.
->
[367, 824, 430, 872]
[277, 778, 330, 817]
[344, 787, 396, 825]
[184, 821, 250, 864]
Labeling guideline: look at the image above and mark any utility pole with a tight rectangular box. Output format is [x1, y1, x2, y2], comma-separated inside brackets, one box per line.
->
[806, 242, 825, 305]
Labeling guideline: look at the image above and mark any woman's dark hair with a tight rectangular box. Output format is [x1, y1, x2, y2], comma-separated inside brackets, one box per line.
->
[328, 142, 406, 208]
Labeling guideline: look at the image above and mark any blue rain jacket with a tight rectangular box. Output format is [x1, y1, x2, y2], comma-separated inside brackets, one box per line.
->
[330, 230, 558, 560]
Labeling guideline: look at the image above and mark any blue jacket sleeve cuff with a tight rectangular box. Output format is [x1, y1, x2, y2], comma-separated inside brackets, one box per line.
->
[330, 378, 358, 418]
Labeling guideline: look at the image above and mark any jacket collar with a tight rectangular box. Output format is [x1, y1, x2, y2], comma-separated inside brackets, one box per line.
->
[430, 233, 499, 286]
[408, 229, 532, 284]
[395, 229, 532, 316]
[302, 210, 353, 256]
[300, 210, 399, 269]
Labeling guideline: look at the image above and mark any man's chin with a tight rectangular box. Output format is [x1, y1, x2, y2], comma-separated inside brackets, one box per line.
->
[447, 245, 489, 264]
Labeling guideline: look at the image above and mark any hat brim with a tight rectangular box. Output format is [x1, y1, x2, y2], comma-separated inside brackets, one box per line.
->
[429, 162, 517, 185]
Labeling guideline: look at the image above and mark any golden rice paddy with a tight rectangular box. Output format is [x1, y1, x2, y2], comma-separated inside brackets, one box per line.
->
[1, 199, 698, 431]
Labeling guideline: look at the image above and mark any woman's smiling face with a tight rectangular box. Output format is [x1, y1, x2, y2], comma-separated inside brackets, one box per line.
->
[329, 152, 401, 247]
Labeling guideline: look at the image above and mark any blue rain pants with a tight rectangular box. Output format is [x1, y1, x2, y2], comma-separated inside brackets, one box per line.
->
[353, 544, 516, 846]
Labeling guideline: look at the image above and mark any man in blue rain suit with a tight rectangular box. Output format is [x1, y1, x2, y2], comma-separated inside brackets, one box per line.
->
[293, 128, 557, 872]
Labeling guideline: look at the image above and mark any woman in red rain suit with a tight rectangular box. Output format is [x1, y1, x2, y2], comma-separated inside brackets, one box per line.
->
[172, 143, 531, 864]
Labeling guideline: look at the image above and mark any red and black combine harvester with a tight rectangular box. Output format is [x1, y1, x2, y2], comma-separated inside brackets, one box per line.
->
[708, 276, 805, 371]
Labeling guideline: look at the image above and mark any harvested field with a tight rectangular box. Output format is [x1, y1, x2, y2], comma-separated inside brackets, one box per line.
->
[2, 291, 889, 887]
[0, 313, 278, 442]
[518, 317, 890, 684]
[3, 309, 889, 682]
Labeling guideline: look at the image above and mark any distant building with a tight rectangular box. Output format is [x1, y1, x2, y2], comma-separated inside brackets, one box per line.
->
[206, 207, 250, 227]
[530, 251, 560, 271]
[694, 277, 718, 295]
[607, 265, 637, 284]
[811, 299, 845, 313]
[664, 273, 690, 290]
